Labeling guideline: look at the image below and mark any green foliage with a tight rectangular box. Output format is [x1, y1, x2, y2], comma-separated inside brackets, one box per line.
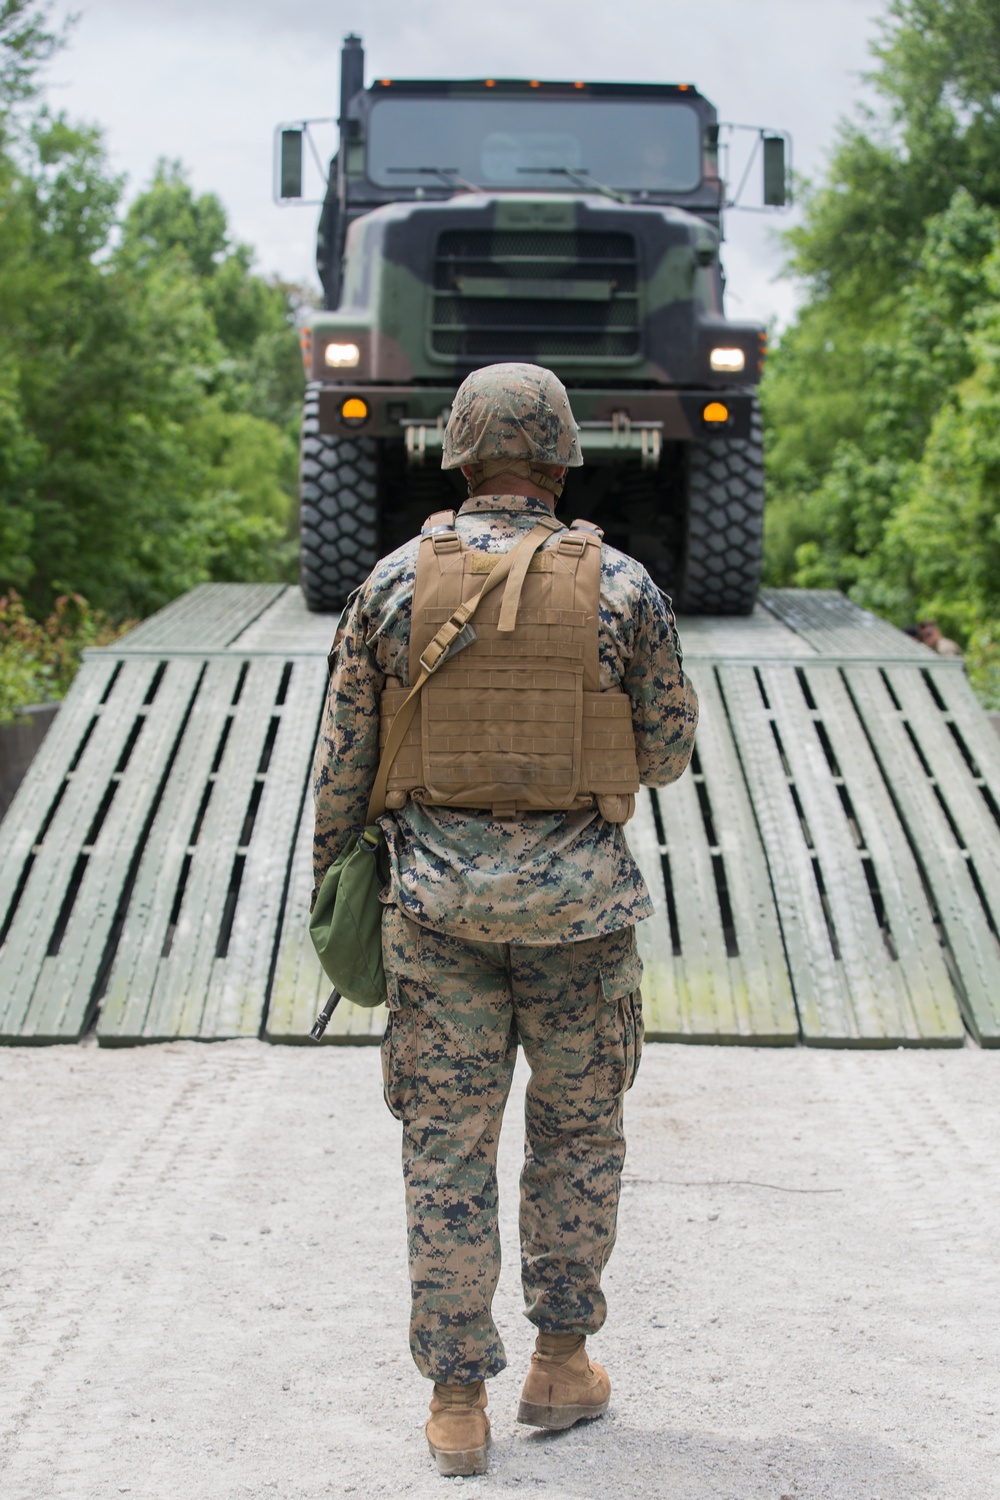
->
[0, 14, 304, 626]
[0, 1, 63, 117]
[762, 0, 1000, 704]
[0, 589, 130, 723]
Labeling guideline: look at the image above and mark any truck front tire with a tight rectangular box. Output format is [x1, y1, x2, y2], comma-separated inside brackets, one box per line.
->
[300, 389, 380, 614]
[674, 399, 764, 615]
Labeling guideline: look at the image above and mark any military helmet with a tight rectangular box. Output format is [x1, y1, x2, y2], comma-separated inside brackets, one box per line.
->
[442, 363, 583, 471]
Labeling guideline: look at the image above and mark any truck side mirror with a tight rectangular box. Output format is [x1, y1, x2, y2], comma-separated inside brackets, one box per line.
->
[762, 135, 787, 207]
[280, 130, 304, 200]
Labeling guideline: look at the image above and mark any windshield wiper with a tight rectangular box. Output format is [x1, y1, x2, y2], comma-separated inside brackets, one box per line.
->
[517, 166, 628, 204]
[386, 165, 480, 193]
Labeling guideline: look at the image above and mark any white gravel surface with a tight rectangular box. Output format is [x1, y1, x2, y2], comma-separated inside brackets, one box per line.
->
[1, 1038, 998, 1500]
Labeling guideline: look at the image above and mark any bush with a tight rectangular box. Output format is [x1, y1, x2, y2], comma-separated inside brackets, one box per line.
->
[0, 589, 131, 723]
[966, 625, 1000, 712]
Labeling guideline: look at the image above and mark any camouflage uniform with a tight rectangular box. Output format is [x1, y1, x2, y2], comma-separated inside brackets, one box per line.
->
[381, 906, 642, 1383]
[312, 364, 698, 1384]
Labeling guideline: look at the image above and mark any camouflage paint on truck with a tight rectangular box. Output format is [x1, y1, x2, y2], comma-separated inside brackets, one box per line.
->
[283, 43, 787, 613]
[309, 193, 762, 443]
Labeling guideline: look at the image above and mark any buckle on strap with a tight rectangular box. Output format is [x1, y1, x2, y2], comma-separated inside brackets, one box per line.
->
[419, 634, 452, 674]
[557, 532, 588, 557]
[419, 603, 475, 674]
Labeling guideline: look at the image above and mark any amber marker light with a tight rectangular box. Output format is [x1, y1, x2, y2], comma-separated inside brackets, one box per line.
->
[574, 81, 585, 89]
[703, 402, 730, 423]
[529, 80, 540, 88]
[485, 79, 496, 87]
[380, 79, 391, 86]
[341, 398, 369, 426]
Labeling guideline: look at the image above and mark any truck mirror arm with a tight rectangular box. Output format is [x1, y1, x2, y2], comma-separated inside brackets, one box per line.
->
[718, 124, 793, 211]
[272, 118, 338, 206]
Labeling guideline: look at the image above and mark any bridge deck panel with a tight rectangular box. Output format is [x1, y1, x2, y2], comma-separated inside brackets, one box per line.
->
[23, 660, 205, 1043]
[1, 659, 199, 1041]
[719, 666, 850, 1042]
[2, 586, 997, 1048]
[629, 669, 797, 1043]
[761, 589, 929, 662]
[805, 667, 961, 1045]
[853, 667, 1000, 1045]
[0, 659, 119, 1027]
[98, 658, 247, 1043]
[114, 583, 285, 653]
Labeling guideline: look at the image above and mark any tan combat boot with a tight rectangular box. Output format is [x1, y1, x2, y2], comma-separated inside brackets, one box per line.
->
[425, 1380, 490, 1476]
[517, 1332, 611, 1430]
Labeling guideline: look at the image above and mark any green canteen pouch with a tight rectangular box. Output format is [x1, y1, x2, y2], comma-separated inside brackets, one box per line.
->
[308, 826, 389, 1006]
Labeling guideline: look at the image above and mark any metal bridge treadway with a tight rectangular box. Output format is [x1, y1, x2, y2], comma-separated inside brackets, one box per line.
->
[1, 584, 999, 1048]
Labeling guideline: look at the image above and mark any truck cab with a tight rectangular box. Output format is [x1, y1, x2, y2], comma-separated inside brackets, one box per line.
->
[278, 36, 787, 613]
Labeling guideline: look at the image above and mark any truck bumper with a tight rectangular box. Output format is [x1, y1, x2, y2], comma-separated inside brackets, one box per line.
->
[316, 384, 757, 447]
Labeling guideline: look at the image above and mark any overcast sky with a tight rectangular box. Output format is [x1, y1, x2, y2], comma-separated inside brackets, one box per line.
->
[46, 0, 889, 329]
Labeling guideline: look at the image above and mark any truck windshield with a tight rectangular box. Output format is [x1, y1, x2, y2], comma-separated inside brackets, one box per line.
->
[368, 97, 702, 193]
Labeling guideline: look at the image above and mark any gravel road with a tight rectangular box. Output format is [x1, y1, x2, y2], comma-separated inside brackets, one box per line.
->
[1, 1039, 997, 1500]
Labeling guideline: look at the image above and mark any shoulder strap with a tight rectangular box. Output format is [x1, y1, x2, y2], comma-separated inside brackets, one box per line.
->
[421, 509, 457, 534]
[366, 521, 557, 823]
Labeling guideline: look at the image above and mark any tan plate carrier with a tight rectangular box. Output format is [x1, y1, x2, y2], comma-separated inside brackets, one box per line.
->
[377, 511, 640, 823]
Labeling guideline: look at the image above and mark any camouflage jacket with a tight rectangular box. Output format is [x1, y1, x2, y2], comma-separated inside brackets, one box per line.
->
[312, 493, 699, 944]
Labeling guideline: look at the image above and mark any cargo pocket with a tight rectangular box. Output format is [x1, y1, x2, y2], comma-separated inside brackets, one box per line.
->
[380, 977, 416, 1121]
[596, 938, 645, 1099]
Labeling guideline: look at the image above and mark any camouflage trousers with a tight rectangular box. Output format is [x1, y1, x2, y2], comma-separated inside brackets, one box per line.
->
[380, 903, 644, 1385]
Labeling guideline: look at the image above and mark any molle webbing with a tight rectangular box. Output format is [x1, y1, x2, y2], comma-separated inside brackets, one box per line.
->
[378, 517, 639, 819]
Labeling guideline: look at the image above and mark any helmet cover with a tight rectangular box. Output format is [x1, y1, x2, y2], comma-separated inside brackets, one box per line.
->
[442, 363, 583, 470]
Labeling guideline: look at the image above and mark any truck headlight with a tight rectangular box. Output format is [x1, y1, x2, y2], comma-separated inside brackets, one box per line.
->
[324, 342, 361, 368]
[710, 347, 746, 373]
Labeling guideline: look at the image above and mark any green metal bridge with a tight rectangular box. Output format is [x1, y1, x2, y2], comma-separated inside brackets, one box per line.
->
[1, 584, 998, 1048]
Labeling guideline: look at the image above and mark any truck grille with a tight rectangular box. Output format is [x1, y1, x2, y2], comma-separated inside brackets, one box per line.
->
[432, 230, 640, 361]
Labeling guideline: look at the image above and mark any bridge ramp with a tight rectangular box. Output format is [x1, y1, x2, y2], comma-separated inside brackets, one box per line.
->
[1, 584, 998, 1047]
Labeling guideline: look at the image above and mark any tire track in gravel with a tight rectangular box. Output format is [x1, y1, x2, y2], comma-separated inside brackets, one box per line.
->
[1, 1043, 997, 1500]
[0, 1042, 274, 1498]
[803, 1050, 1000, 1497]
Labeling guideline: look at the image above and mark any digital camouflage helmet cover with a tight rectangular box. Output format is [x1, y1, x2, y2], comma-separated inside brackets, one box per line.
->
[442, 363, 583, 497]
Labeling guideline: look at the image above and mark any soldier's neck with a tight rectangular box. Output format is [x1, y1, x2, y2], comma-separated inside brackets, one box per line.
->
[469, 478, 556, 512]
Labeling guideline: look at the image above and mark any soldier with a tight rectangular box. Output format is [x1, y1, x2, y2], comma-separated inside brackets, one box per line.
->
[917, 619, 963, 658]
[313, 363, 698, 1476]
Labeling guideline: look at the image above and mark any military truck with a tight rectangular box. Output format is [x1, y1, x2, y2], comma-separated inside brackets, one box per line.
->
[277, 35, 788, 614]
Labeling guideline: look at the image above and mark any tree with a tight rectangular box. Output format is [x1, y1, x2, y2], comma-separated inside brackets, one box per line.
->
[0, 1, 62, 117]
[761, 0, 1000, 698]
[0, 46, 303, 619]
